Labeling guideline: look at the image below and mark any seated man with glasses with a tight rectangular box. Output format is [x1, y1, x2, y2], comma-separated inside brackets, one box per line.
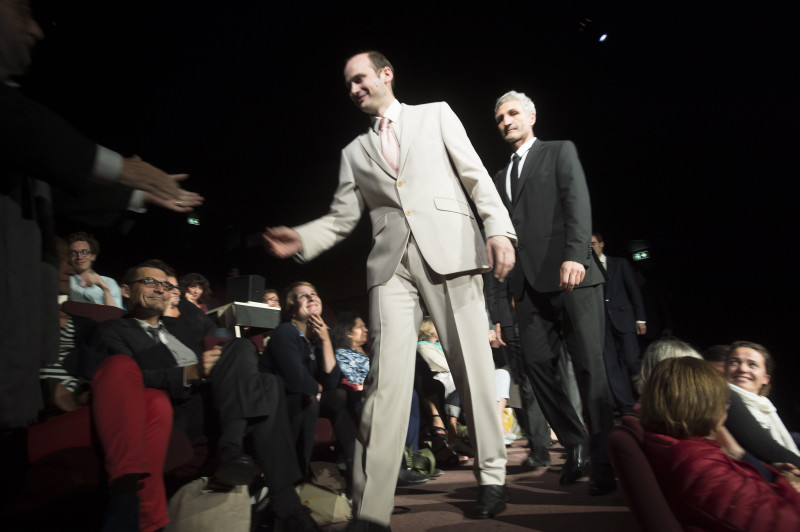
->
[66, 231, 123, 308]
[87, 259, 318, 532]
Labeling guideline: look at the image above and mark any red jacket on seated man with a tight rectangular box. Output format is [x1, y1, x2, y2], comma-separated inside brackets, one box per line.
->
[644, 432, 800, 532]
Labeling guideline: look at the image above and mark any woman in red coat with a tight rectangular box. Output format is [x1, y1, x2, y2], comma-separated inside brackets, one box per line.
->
[640, 357, 800, 532]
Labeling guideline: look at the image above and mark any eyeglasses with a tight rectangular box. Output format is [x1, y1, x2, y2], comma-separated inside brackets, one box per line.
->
[69, 249, 93, 257]
[295, 292, 319, 302]
[131, 277, 177, 291]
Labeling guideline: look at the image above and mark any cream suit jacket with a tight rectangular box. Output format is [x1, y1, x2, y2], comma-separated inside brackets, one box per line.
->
[294, 102, 516, 288]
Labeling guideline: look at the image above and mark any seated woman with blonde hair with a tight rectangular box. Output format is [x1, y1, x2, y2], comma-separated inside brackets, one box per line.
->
[641, 356, 800, 531]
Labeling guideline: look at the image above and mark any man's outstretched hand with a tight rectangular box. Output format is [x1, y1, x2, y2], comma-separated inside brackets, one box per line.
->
[263, 226, 302, 258]
[121, 156, 203, 212]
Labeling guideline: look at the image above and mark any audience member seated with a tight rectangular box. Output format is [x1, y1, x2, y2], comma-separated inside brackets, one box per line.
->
[261, 282, 356, 488]
[417, 318, 511, 461]
[333, 312, 370, 390]
[331, 311, 431, 485]
[163, 274, 182, 318]
[724, 341, 800, 467]
[263, 288, 281, 308]
[162, 268, 232, 341]
[66, 231, 122, 308]
[39, 238, 96, 417]
[332, 312, 370, 415]
[640, 356, 800, 531]
[179, 272, 211, 312]
[635, 337, 702, 395]
[701, 344, 729, 375]
[89, 261, 317, 532]
[417, 318, 466, 457]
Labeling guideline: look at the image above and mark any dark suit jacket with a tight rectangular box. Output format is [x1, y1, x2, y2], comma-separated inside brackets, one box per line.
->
[494, 140, 604, 296]
[1, 81, 138, 426]
[94, 318, 196, 400]
[1, 81, 98, 427]
[603, 256, 646, 333]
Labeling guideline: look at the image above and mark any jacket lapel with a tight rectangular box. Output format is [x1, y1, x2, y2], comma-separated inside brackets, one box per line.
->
[496, 166, 512, 210]
[396, 104, 413, 175]
[357, 128, 396, 178]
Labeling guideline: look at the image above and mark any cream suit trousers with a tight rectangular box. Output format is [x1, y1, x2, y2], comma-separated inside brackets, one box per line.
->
[352, 236, 507, 525]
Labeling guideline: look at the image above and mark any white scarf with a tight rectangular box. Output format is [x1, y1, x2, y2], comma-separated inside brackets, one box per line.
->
[729, 382, 800, 454]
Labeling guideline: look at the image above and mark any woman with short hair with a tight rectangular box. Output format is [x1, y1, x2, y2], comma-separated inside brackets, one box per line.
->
[641, 357, 800, 531]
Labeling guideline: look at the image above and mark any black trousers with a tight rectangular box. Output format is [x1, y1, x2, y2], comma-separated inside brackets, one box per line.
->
[194, 338, 302, 494]
[515, 282, 614, 465]
[601, 317, 641, 412]
[285, 387, 356, 474]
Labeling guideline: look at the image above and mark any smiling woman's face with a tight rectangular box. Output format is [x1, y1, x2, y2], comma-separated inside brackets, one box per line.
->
[726, 347, 771, 396]
[291, 285, 322, 322]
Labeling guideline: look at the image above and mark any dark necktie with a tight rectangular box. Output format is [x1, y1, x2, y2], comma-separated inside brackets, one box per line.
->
[146, 326, 161, 344]
[510, 154, 521, 201]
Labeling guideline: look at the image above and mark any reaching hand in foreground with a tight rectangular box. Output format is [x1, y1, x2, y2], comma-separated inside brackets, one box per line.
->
[263, 226, 302, 258]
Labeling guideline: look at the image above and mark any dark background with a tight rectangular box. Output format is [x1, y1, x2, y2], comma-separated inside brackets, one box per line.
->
[23, 2, 800, 424]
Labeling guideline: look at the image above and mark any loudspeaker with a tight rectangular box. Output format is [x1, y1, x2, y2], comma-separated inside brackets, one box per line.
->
[226, 275, 265, 303]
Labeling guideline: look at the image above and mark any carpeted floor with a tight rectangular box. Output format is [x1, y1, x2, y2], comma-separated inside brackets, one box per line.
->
[325, 439, 635, 531]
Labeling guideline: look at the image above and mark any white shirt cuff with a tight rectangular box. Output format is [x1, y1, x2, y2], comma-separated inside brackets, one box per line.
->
[92, 145, 123, 182]
[127, 190, 148, 213]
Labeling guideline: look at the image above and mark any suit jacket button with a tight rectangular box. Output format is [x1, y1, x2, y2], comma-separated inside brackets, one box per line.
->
[397, 180, 404, 187]
[405, 210, 412, 216]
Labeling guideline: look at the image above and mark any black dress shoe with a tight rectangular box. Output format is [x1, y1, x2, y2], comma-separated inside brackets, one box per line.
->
[588, 463, 617, 496]
[559, 444, 585, 485]
[523, 448, 551, 468]
[344, 518, 392, 531]
[397, 467, 429, 486]
[475, 484, 507, 519]
[212, 454, 261, 486]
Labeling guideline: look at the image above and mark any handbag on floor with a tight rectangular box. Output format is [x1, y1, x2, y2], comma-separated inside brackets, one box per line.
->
[295, 481, 352, 525]
[165, 476, 251, 532]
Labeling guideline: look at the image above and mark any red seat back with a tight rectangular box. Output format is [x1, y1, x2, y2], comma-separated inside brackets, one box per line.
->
[608, 415, 682, 532]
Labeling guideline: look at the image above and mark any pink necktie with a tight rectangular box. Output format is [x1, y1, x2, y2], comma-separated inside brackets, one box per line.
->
[379, 117, 399, 174]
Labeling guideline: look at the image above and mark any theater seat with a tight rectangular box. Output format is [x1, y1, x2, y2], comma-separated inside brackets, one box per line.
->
[61, 300, 125, 322]
[608, 414, 682, 532]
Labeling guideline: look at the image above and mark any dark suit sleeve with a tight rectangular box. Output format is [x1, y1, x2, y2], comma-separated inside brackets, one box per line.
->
[263, 323, 320, 395]
[556, 141, 593, 267]
[726, 393, 800, 468]
[620, 259, 646, 322]
[0, 82, 97, 192]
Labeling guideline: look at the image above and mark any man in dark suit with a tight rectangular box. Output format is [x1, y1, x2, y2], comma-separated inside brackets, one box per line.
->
[592, 233, 646, 413]
[492, 90, 616, 495]
[0, 1, 203, 514]
[91, 259, 317, 531]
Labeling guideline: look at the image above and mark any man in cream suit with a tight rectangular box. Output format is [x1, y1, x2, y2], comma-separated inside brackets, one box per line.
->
[265, 51, 516, 530]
